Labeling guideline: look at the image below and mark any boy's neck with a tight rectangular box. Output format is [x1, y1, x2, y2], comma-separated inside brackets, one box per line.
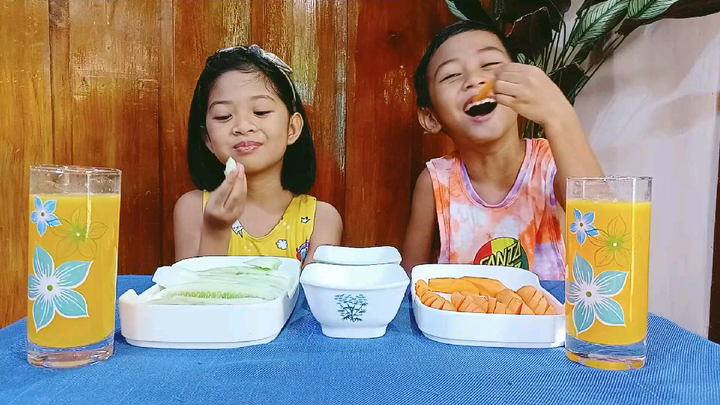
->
[457, 132, 526, 183]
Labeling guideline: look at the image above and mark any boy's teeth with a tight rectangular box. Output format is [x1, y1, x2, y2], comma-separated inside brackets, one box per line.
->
[465, 98, 495, 111]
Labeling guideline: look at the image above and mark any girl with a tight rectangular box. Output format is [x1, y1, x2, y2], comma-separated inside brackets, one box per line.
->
[174, 45, 342, 265]
[403, 21, 603, 279]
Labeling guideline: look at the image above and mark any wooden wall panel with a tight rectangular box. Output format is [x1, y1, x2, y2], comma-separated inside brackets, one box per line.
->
[251, 0, 348, 223]
[345, 0, 454, 248]
[161, 0, 252, 263]
[0, 0, 459, 328]
[56, 1, 162, 276]
[409, 2, 456, 192]
[0, 1, 53, 328]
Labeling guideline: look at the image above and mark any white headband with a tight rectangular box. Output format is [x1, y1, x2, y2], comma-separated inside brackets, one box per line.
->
[217, 44, 297, 107]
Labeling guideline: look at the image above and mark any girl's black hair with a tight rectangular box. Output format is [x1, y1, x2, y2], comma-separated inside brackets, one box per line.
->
[413, 20, 518, 108]
[187, 46, 316, 194]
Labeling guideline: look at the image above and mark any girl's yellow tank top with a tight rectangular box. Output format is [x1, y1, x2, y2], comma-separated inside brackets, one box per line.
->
[202, 192, 317, 261]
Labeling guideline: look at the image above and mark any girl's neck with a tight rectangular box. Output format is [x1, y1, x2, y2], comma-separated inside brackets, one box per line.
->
[245, 162, 293, 208]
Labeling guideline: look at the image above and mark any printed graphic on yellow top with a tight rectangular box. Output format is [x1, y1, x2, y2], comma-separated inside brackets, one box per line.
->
[425, 138, 565, 280]
[202, 193, 317, 261]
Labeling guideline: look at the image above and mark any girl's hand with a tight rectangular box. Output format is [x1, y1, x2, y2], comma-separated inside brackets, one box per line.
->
[493, 63, 575, 130]
[202, 164, 247, 232]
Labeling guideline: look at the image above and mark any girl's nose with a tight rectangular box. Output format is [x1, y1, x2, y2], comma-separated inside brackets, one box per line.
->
[231, 118, 256, 135]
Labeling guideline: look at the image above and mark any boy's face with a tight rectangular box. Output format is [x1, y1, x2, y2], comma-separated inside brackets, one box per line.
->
[422, 30, 517, 145]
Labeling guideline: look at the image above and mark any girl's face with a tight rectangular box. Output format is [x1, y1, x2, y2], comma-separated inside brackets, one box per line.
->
[204, 70, 302, 175]
[423, 30, 517, 145]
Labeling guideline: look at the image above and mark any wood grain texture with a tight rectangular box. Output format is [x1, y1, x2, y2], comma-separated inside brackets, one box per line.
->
[345, 0, 456, 248]
[252, 0, 348, 222]
[161, 0, 252, 264]
[59, 1, 162, 275]
[0, 0, 462, 327]
[0, 1, 53, 327]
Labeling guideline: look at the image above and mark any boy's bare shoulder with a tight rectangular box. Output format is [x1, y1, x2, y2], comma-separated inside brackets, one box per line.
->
[414, 168, 433, 195]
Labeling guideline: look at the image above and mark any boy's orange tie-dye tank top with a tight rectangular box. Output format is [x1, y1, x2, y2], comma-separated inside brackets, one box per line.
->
[426, 138, 565, 280]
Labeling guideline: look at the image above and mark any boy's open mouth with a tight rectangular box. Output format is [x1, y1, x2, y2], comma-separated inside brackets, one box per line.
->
[464, 98, 497, 118]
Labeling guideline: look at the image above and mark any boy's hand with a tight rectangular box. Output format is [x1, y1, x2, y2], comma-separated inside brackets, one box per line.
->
[493, 63, 574, 130]
[202, 164, 247, 232]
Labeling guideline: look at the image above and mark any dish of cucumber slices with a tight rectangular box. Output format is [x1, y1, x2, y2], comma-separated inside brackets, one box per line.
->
[147, 258, 297, 305]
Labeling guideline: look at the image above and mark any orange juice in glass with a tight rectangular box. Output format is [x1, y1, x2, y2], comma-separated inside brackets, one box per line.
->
[27, 165, 121, 368]
[565, 176, 651, 370]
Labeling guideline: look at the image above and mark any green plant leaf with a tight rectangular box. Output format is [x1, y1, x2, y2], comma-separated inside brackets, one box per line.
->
[577, 0, 607, 15]
[446, 0, 469, 19]
[568, 0, 630, 46]
[507, 7, 554, 59]
[549, 63, 589, 103]
[618, 0, 720, 34]
[500, 0, 571, 29]
[445, 0, 498, 27]
[628, 0, 680, 19]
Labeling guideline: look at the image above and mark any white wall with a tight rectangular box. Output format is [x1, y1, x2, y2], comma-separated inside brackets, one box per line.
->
[572, 11, 720, 336]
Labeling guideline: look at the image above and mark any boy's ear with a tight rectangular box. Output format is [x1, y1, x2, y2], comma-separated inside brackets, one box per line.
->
[287, 112, 303, 145]
[418, 108, 442, 134]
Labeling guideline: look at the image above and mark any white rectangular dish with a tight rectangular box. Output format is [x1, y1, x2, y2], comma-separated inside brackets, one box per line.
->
[300, 263, 409, 338]
[412, 264, 565, 348]
[118, 256, 300, 349]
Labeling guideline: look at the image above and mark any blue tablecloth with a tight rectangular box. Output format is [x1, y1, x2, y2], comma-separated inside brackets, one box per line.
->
[2, 276, 720, 405]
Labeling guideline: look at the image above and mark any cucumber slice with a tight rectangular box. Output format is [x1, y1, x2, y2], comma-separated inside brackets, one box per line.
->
[244, 257, 282, 271]
[148, 282, 283, 304]
[224, 157, 237, 177]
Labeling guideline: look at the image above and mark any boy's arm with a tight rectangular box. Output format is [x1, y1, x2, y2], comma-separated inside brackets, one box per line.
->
[402, 169, 438, 275]
[544, 113, 604, 209]
[493, 63, 603, 210]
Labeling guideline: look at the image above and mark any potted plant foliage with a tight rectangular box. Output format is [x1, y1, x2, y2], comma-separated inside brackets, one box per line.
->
[445, 0, 720, 137]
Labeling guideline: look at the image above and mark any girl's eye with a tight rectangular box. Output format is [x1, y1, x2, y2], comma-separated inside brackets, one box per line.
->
[213, 115, 231, 121]
[482, 62, 501, 68]
[440, 73, 460, 83]
[255, 111, 272, 117]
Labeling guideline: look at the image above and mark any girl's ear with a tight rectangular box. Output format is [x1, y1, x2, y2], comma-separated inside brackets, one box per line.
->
[287, 112, 304, 145]
[418, 108, 442, 134]
[201, 126, 216, 153]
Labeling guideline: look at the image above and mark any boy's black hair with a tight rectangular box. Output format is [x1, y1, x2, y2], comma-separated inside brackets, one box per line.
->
[413, 20, 518, 108]
[187, 47, 316, 194]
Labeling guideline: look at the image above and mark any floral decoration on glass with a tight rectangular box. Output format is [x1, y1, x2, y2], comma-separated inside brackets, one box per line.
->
[28, 245, 91, 331]
[568, 253, 628, 335]
[31, 196, 61, 237]
[51, 205, 108, 259]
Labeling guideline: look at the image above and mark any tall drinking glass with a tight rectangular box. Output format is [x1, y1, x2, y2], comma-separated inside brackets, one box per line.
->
[27, 165, 121, 368]
[564, 176, 651, 370]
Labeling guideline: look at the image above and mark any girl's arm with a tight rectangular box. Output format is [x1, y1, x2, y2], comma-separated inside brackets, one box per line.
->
[174, 169, 246, 261]
[173, 190, 234, 261]
[303, 201, 343, 266]
[401, 169, 437, 275]
[174, 190, 205, 261]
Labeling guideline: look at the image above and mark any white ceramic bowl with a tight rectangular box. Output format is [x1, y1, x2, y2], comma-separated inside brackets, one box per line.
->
[312, 245, 402, 266]
[300, 263, 409, 338]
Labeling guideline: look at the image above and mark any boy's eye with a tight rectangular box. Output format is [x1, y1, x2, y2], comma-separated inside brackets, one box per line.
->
[440, 73, 460, 83]
[255, 111, 272, 117]
[482, 62, 501, 68]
